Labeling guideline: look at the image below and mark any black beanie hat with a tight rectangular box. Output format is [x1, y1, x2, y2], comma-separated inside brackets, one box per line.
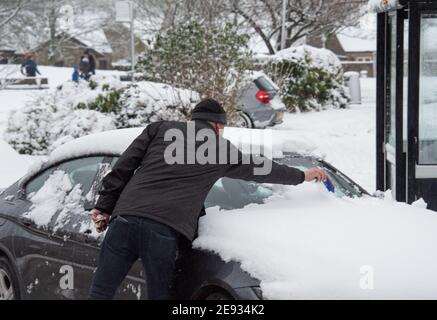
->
[191, 99, 227, 125]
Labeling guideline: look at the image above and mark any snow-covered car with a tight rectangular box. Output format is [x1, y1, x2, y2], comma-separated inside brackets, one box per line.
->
[236, 72, 286, 129]
[0, 127, 369, 300]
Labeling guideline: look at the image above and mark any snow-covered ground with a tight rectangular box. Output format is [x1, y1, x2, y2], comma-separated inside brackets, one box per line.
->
[274, 78, 376, 192]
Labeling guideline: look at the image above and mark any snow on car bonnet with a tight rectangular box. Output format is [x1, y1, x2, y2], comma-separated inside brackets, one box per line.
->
[194, 183, 437, 300]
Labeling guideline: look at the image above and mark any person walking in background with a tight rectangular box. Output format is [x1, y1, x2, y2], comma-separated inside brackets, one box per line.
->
[79, 49, 96, 80]
[21, 52, 41, 77]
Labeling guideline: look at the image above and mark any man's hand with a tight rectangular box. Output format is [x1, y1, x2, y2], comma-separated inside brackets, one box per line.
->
[304, 167, 332, 184]
[91, 209, 111, 233]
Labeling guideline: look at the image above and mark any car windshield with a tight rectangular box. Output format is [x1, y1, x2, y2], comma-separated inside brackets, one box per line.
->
[205, 154, 364, 211]
[278, 154, 365, 198]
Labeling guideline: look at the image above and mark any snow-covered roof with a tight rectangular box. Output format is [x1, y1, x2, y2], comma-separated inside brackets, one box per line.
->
[337, 34, 376, 53]
[73, 29, 113, 55]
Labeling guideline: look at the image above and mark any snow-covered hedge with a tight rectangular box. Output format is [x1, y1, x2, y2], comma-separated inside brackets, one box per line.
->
[136, 21, 253, 125]
[258, 45, 349, 112]
[4, 76, 198, 155]
[116, 82, 199, 128]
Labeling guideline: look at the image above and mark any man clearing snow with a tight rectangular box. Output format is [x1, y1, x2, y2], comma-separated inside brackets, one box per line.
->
[88, 99, 331, 300]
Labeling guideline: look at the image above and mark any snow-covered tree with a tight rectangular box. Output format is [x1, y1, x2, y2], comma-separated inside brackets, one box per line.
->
[136, 21, 254, 124]
[0, 0, 27, 33]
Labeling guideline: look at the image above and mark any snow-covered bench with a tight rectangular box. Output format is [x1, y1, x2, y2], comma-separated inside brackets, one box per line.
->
[0, 77, 49, 90]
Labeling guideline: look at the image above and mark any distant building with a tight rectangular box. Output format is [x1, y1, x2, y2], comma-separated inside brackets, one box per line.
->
[0, 43, 26, 64]
[307, 32, 376, 77]
[33, 29, 113, 69]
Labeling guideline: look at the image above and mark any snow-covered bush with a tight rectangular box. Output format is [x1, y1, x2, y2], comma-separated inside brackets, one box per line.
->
[4, 75, 198, 155]
[49, 110, 116, 152]
[136, 21, 254, 125]
[5, 99, 54, 155]
[116, 81, 199, 128]
[258, 45, 349, 112]
[4, 76, 120, 155]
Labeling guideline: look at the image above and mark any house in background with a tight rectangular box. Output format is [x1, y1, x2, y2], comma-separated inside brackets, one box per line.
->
[0, 48, 16, 64]
[307, 32, 376, 77]
[32, 28, 113, 69]
[0, 42, 27, 64]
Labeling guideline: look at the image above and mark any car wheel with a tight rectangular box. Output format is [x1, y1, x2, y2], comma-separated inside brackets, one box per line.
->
[204, 291, 234, 300]
[0, 257, 19, 300]
[236, 112, 253, 128]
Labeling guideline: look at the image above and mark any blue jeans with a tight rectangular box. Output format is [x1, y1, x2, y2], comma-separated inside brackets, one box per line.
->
[88, 215, 180, 300]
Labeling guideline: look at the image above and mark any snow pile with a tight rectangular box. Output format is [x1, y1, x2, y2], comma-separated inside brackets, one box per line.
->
[195, 183, 437, 299]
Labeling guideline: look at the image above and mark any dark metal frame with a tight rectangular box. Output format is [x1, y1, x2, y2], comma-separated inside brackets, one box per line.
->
[376, 0, 437, 208]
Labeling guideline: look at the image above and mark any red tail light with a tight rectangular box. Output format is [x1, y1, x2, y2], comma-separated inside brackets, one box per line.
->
[256, 90, 270, 104]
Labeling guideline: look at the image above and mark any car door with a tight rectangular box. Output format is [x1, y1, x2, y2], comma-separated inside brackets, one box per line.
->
[70, 156, 145, 300]
[12, 164, 64, 300]
[14, 157, 106, 299]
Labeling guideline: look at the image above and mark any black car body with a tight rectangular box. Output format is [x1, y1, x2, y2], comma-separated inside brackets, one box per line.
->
[0, 130, 367, 300]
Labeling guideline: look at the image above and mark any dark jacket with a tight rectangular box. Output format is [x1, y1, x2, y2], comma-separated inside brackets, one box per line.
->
[21, 59, 41, 77]
[80, 54, 96, 74]
[95, 120, 305, 241]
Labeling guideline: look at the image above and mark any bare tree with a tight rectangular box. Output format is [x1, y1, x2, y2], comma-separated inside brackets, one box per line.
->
[230, 0, 368, 54]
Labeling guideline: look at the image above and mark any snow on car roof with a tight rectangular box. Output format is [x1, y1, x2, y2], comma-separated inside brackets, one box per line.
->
[43, 126, 319, 168]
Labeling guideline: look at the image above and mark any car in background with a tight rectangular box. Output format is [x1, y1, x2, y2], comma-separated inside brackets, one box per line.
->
[0, 128, 367, 300]
[236, 72, 286, 129]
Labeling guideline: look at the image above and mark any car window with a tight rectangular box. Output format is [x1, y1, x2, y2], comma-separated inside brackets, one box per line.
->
[205, 178, 273, 210]
[26, 167, 57, 196]
[58, 157, 105, 196]
[255, 76, 277, 92]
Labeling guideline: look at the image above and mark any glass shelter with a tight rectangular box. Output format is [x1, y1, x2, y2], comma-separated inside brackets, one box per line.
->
[375, 0, 437, 209]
